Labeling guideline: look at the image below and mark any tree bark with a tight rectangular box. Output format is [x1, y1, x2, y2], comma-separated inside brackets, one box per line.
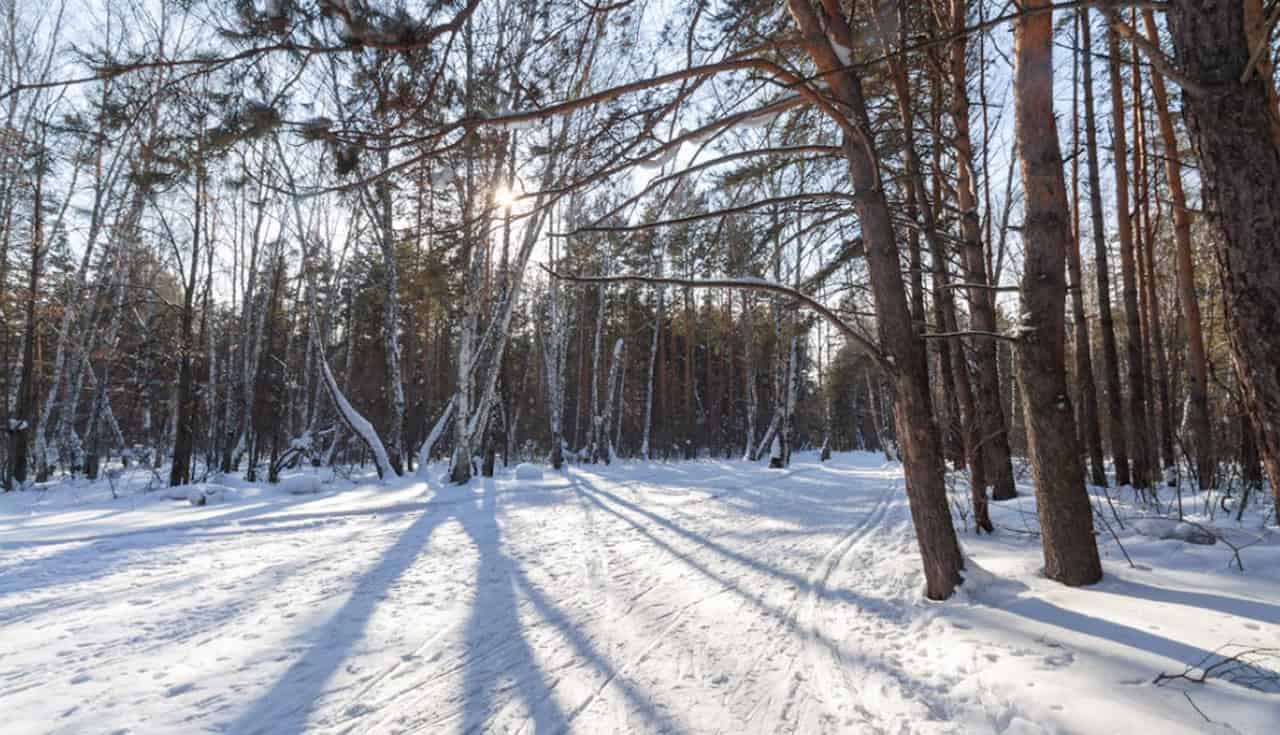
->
[1106, 26, 1154, 491]
[788, 0, 962, 600]
[1068, 10, 1109, 487]
[1140, 8, 1213, 489]
[1165, 0, 1280, 516]
[1012, 0, 1103, 586]
[1081, 13, 1130, 486]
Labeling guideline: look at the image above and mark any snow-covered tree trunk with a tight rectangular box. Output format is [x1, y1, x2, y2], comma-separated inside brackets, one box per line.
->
[742, 290, 758, 461]
[600, 338, 624, 464]
[316, 338, 395, 481]
[369, 162, 407, 475]
[640, 253, 663, 461]
[541, 268, 571, 469]
[416, 396, 455, 474]
[587, 250, 608, 462]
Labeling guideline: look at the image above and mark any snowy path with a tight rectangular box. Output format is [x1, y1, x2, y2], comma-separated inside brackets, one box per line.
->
[1, 453, 1277, 734]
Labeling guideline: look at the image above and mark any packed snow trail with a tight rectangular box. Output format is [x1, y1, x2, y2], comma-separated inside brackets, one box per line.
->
[1, 453, 1277, 734]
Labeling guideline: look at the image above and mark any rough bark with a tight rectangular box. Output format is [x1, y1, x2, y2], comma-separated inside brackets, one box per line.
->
[789, 0, 963, 600]
[1012, 0, 1103, 586]
[1165, 0, 1280, 515]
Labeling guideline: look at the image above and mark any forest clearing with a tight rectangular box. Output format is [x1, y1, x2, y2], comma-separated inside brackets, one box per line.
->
[3, 454, 1278, 734]
[3, 0, 1280, 732]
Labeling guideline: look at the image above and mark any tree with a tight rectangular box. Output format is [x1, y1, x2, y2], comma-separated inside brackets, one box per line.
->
[1011, 0, 1102, 586]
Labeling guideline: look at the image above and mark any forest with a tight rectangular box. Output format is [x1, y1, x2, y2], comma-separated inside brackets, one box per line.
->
[1, 2, 1280, 731]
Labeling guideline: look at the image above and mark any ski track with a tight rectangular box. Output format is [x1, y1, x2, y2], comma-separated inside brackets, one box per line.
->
[2, 452, 1278, 735]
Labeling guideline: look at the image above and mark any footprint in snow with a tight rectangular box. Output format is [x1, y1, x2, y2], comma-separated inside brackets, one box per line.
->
[165, 682, 195, 697]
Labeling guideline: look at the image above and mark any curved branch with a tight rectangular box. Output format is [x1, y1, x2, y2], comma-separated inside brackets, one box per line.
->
[540, 265, 886, 368]
[555, 192, 854, 235]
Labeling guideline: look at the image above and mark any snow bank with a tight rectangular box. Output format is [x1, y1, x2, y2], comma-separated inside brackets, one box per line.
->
[513, 462, 543, 481]
[1133, 517, 1218, 545]
[183, 483, 237, 506]
[279, 474, 322, 495]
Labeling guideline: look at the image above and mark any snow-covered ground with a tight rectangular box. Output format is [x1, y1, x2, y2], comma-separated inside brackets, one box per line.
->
[1, 453, 1277, 734]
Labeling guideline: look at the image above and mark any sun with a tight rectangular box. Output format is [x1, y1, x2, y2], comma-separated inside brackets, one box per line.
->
[494, 184, 519, 208]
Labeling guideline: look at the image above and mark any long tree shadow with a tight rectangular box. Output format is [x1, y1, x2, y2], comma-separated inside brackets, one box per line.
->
[225, 503, 452, 735]
[0, 481, 572, 597]
[565, 470, 926, 669]
[1095, 578, 1280, 627]
[453, 480, 686, 734]
[456, 480, 572, 733]
[1000, 596, 1280, 686]
[222, 474, 680, 735]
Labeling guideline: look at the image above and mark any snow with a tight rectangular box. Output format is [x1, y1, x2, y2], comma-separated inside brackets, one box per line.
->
[318, 356, 395, 480]
[1, 453, 1276, 734]
[831, 41, 854, 67]
[635, 145, 679, 172]
[514, 462, 544, 481]
[738, 109, 782, 129]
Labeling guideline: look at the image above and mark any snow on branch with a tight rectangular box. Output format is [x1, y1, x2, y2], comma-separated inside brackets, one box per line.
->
[555, 192, 855, 236]
[315, 346, 397, 480]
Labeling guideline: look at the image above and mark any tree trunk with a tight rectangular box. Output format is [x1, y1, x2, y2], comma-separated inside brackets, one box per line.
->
[947, 0, 1018, 501]
[1165, 0, 1280, 515]
[1012, 0, 1103, 586]
[1132, 61, 1175, 477]
[1141, 8, 1213, 489]
[741, 290, 758, 461]
[1081, 13, 1131, 486]
[6, 164, 42, 490]
[788, 0, 963, 600]
[374, 168, 407, 475]
[1106, 26, 1154, 491]
[169, 167, 204, 488]
[1068, 10, 1109, 487]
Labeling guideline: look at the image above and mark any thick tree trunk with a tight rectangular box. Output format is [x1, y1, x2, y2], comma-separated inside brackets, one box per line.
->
[1012, 0, 1103, 586]
[1165, 0, 1280, 515]
[788, 0, 963, 600]
[1141, 9, 1214, 489]
[1081, 13, 1131, 486]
